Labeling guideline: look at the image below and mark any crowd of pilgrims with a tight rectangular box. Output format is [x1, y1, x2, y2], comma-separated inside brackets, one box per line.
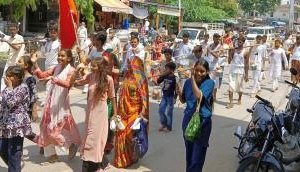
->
[1, 21, 300, 172]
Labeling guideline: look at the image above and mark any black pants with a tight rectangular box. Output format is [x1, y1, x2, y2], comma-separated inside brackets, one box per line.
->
[0, 136, 24, 172]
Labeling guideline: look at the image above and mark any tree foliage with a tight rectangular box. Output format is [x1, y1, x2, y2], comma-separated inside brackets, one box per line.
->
[75, 0, 94, 31]
[238, 0, 281, 15]
[0, 0, 42, 22]
[165, 0, 238, 22]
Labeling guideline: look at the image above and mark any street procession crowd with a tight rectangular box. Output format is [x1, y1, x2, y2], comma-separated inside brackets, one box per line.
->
[1, 20, 300, 172]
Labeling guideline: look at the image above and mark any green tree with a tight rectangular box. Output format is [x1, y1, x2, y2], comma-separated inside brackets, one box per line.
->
[238, 0, 281, 15]
[165, 0, 238, 22]
[0, 0, 42, 22]
[75, 0, 94, 31]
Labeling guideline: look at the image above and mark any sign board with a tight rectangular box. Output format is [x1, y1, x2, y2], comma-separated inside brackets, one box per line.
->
[157, 5, 180, 17]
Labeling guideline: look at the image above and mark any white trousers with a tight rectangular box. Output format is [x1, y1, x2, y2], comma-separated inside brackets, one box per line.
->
[272, 77, 279, 91]
[251, 70, 261, 94]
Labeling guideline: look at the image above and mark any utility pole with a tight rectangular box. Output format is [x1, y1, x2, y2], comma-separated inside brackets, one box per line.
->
[289, 0, 295, 32]
[178, 0, 182, 32]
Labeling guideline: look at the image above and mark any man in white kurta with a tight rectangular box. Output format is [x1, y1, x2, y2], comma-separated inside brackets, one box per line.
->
[77, 22, 88, 50]
[249, 36, 264, 96]
[107, 29, 122, 58]
[0, 23, 24, 91]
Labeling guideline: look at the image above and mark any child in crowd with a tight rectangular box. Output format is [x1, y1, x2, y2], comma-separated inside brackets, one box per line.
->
[75, 58, 117, 172]
[17, 55, 38, 122]
[152, 48, 175, 101]
[16, 55, 40, 147]
[269, 39, 288, 92]
[0, 66, 31, 172]
[157, 62, 178, 132]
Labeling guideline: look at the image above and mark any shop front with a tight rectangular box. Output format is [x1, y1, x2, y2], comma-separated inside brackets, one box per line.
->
[93, 0, 132, 30]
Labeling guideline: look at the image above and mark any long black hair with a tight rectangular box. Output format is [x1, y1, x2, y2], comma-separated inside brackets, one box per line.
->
[194, 59, 214, 110]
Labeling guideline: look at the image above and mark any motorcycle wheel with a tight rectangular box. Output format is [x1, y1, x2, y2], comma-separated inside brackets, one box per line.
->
[276, 133, 300, 164]
[237, 157, 282, 172]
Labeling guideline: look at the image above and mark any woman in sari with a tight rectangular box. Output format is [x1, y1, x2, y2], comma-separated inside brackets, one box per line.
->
[114, 56, 149, 168]
[31, 49, 81, 163]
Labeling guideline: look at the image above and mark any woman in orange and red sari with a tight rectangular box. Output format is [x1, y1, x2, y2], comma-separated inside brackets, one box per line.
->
[114, 55, 149, 168]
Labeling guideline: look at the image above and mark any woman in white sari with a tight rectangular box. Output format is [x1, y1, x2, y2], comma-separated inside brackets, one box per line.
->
[31, 49, 81, 163]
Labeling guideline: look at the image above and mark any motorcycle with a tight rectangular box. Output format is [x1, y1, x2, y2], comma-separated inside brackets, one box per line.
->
[274, 69, 300, 164]
[235, 95, 285, 172]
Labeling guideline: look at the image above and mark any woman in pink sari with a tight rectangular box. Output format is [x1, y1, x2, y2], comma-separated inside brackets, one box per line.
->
[31, 49, 81, 163]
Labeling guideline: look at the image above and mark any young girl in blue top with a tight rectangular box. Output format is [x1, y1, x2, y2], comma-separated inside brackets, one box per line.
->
[177, 60, 215, 172]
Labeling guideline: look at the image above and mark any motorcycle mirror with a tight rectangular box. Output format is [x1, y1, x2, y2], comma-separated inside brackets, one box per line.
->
[290, 68, 298, 75]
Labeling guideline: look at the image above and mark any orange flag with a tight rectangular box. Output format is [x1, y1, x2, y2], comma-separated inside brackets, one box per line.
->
[59, 0, 78, 49]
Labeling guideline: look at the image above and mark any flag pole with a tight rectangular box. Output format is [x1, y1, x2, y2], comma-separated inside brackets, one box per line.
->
[69, 10, 82, 64]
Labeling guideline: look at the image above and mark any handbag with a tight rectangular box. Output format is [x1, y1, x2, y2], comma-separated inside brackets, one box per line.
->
[132, 119, 148, 159]
[184, 99, 202, 142]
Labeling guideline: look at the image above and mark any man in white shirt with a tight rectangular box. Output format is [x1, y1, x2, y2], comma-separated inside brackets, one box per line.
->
[0, 23, 24, 91]
[42, 24, 60, 70]
[249, 35, 264, 96]
[107, 29, 121, 58]
[206, 33, 223, 100]
[145, 19, 150, 34]
[121, 32, 145, 72]
[176, 33, 193, 58]
[77, 22, 88, 51]
[260, 35, 270, 80]
[199, 34, 211, 57]
[175, 32, 193, 88]
[40, 23, 60, 105]
[283, 34, 294, 65]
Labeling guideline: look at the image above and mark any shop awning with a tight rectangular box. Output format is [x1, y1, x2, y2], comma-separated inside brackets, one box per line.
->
[94, 0, 133, 14]
[157, 5, 180, 17]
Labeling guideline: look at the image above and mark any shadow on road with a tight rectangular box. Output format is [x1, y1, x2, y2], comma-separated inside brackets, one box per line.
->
[1, 95, 250, 172]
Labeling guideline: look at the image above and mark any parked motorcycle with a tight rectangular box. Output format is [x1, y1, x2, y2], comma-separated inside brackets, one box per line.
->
[235, 95, 285, 172]
[274, 69, 300, 164]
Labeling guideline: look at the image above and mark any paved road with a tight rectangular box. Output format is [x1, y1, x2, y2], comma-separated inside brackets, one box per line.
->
[0, 64, 300, 172]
